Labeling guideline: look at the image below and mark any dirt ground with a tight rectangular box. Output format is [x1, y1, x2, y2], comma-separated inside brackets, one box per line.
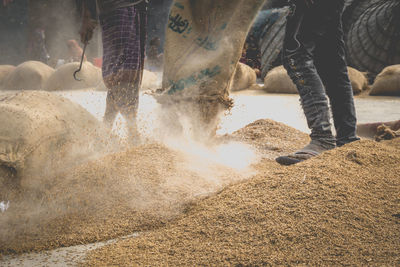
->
[83, 128, 400, 266]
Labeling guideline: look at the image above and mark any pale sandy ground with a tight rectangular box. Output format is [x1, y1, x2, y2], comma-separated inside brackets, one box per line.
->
[0, 89, 399, 266]
[54, 89, 400, 137]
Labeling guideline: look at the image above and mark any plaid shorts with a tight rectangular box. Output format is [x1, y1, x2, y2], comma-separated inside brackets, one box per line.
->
[100, 4, 147, 78]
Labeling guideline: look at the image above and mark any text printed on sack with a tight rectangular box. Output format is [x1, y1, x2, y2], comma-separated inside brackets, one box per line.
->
[167, 65, 222, 95]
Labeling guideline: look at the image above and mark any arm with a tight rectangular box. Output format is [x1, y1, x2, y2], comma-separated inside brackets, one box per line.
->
[79, 0, 98, 44]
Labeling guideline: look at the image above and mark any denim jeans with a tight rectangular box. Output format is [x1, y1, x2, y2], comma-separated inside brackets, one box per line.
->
[282, 0, 359, 147]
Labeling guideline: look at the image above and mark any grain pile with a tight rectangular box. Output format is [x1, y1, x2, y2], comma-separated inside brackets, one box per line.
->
[0, 144, 180, 254]
[0, 119, 306, 255]
[226, 119, 309, 158]
[0, 141, 255, 253]
[84, 138, 400, 266]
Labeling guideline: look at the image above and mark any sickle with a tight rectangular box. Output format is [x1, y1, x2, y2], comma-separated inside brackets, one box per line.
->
[73, 42, 88, 81]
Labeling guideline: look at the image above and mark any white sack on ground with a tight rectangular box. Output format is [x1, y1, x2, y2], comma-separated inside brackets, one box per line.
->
[347, 66, 369, 94]
[263, 65, 369, 95]
[263, 66, 297, 94]
[44, 62, 102, 91]
[0, 65, 15, 89]
[2, 61, 54, 91]
[370, 65, 400, 96]
[156, 0, 265, 139]
[230, 63, 257, 92]
[0, 91, 115, 188]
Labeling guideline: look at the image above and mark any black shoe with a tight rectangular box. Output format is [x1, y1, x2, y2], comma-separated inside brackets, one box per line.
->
[276, 140, 335, 166]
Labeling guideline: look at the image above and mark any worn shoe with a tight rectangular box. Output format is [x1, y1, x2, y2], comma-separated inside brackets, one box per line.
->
[276, 140, 335, 166]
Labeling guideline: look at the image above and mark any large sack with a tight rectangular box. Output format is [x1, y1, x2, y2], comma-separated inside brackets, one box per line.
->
[370, 65, 400, 96]
[347, 66, 369, 94]
[2, 61, 54, 91]
[44, 62, 102, 91]
[263, 66, 297, 94]
[345, 0, 400, 77]
[263, 65, 369, 94]
[0, 91, 113, 187]
[0, 65, 15, 89]
[156, 0, 265, 139]
[230, 63, 257, 92]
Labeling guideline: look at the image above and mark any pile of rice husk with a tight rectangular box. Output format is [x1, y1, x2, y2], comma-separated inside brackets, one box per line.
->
[0, 145, 179, 254]
[0, 119, 304, 254]
[226, 119, 309, 158]
[84, 139, 400, 266]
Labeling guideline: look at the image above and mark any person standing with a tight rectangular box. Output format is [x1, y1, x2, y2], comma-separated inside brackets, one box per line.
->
[80, 0, 148, 140]
[28, 28, 50, 64]
[276, 0, 359, 165]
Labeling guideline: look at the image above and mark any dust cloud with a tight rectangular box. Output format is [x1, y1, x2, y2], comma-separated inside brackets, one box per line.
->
[0, 89, 261, 254]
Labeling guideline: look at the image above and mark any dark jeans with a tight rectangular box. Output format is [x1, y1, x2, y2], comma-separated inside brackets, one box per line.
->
[282, 0, 359, 147]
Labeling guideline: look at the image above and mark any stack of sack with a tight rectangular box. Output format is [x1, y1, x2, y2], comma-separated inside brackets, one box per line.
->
[1, 61, 54, 91]
[44, 62, 102, 91]
[263, 65, 369, 95]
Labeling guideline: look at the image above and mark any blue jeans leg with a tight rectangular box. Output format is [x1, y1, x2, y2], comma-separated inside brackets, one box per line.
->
[282, 0, 358, 148]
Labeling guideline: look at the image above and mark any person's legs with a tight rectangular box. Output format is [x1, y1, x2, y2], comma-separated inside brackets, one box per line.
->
[313, 1, 359, 146]
[277, 1, 336, 165]
[118, 70, 141, 141]
[100, 4, 147, 139]
[103, 70, 140, 131]
[120, 2, 146, 140]
[103, 88, 119, 130]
